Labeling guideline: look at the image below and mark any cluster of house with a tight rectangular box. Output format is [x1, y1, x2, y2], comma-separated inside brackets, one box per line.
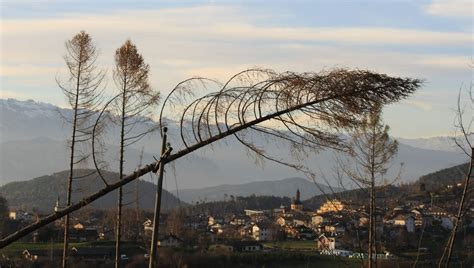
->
[141, 189, 470, 254]
[389, 205, 456, 233]
[10, 188, 472, 257]
[184, 190, 343, 244]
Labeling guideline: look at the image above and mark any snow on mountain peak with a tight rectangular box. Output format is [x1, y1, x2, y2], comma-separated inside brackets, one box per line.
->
[0, 98, 61, 119]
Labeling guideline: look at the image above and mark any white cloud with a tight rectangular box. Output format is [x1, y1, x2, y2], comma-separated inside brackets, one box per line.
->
[0, 4, 471, 126]
[403, 99, 433, 111]
[0, 65, 62, 76]
[415, 56, 471, 70]
[0, 6, 469, 76]
[424, 0, 472, 18]
[1, 6, 471, 46]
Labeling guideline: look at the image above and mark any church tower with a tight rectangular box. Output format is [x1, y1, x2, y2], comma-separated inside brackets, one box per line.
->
[290, 188, 303, 211]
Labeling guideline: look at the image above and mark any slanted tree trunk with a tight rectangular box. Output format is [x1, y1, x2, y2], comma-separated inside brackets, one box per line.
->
[1, 68, 421, 250]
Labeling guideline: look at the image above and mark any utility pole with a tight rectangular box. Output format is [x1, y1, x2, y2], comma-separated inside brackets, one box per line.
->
[149, 127, 172, 268]
[136, 148, 144, 241]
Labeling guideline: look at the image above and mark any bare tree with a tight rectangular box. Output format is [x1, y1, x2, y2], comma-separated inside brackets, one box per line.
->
[338, 105, 399, 268]
[438, 84, 473, 268]
[0, 68, 421, 249]
[56, 30, 105, 268]
[112, 39, 159, 268]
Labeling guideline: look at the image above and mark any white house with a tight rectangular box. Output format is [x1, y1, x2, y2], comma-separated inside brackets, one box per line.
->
[252, 222, 273, 241]
[317, 234, 337, 251]
[393, 215, 415, 233]
[312, 215, 324, 226]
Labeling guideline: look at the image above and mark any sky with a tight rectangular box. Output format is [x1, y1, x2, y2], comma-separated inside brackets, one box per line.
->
[0, 0, 472, 138]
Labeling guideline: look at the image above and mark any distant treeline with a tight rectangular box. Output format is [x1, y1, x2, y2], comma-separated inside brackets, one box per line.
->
[189, 195, 292, 215]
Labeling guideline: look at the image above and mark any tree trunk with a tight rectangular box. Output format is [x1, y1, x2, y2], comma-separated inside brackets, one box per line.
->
[368, 179, 375, 268]
[115, 88, 127, 268]
[62, 58, 81, 268]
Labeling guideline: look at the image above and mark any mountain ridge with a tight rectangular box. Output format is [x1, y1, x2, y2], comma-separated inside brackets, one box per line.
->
[0, 169, 183, 213]
[0, 98, 467, 189]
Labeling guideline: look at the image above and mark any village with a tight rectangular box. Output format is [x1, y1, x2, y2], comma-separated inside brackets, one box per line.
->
[6, 181, 472, 265]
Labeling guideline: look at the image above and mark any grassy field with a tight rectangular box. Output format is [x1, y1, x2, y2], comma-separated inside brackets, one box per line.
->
[2, 241, 460, 267]
[0, 240, 146, 256]
[262, 240, 317, 250]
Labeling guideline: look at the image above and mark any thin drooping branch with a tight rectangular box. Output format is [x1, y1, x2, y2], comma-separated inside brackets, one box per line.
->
[91, 94, 122, 187]
[161, 69, 420, 174]
[0, 68, 421, 248]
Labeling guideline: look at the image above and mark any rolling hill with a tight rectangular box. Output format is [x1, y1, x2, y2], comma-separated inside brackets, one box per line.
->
[417, 162, 470, 191]
[0, 169, 184, 213]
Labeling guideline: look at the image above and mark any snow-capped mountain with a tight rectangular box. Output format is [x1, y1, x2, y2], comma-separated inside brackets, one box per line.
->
[0, 98, 71, 142]
[0, 99, 468, 196]
[0, 98, 60, 119]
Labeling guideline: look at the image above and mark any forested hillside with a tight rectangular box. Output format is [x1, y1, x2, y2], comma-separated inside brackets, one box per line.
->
[0, 169, 183, 212]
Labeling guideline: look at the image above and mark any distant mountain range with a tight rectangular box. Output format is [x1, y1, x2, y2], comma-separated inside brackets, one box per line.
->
[0, 169, 183, 213]
[179, 177, 342, 203]
[396, 136, 458, 152]
[0, 98, 468, 191]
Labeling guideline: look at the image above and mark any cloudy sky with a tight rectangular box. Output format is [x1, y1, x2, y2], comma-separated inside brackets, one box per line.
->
[1, 0, 472, 138]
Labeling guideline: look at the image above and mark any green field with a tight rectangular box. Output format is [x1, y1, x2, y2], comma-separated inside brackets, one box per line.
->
[263, 240, 317, 250]
[0, 240, 146, 256]
[1, 241, 456, 267]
